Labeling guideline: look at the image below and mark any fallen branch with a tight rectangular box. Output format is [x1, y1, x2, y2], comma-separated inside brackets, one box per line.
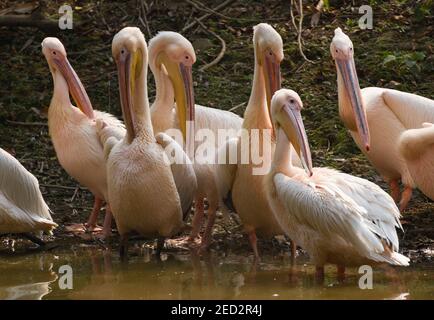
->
[6, 120, 48, 127]
[228, 102, 246, 112]
[195, 18, 226, 72]
[182, 0, 232, 33]
[40, 184, 87, 191]
[290, 0, 315, 64]
[0, 14, 58, 31]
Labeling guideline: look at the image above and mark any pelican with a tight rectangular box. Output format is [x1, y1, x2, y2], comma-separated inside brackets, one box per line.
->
[42, 37, 125, 238]
[148, 31, 243, 248]
[216, 23, 300, 259]
[399, 119, 434, 201]
[0, 148, 57, 244]
[331, 27, 434, 211]
[266, 89, 409, 279]
[98, 27, 197, 257]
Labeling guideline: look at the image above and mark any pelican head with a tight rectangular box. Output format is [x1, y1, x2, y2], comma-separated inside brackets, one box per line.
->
[331, 28, 370, 151]
[271, 89, 313, 176]
[253, 23, 284, 113]
[42, 37, 94, 118]
[148, 31, 196, 142]
[112, 27, 148, 142]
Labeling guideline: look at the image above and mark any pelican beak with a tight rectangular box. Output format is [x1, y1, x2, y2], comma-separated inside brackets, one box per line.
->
[263, 52, 281, 116]
[336, 57, 370, 151]
[278, 104, 313, 176]
[52, 54, 94, 119]
[117, 48, 142, 142]
[158, 53, 195, 151]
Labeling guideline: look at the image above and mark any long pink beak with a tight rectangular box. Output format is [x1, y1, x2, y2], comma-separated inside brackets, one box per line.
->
[282, 105, 313, 176]
[336, 57, 370, 151]
[53, 55, 94, 119]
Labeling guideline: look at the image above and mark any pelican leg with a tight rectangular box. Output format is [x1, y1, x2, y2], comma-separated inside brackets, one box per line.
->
[290, 240, 297, 261]
[389, 179, 400, 203]
[156, 238, 165, 258]
[399, 186, 413, 212]
[247, 230, 260, 261]
[102, 204, 113, 239]
[315, 266, 325, 283]
[337, 265, 345, 282]
[200, 203, 217, 251]
[86, 197, 103, 230]
[119, 234, 129, 262]
[188, 198, 204, 241]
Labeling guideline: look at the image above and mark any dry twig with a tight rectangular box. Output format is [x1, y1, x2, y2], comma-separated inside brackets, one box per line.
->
[139, 0, 152, 39]
[6, 120, 47, 127]
[195, 18, 226, 72]
[290, 0, 315, 64]
[182, 0, 232, 33]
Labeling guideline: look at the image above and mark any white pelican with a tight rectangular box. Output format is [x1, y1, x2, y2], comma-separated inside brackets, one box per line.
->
[331, 27, 434, 211]
[399, 118, 434, 201]
[266, 89, 409, 279]
[98, 27, 197, 257]
[216, 23, 300, 259]
[0, 148, 57, 244]
[42, 37, 125, 237]
[148, 31, 243, 248]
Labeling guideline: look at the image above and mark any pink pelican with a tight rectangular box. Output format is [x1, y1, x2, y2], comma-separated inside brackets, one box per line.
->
[216, 24, 301, 259]
[42, 38, 125, 238]
[148, 31, 243, 249]
[266, 88, 409, 280]
[98, 27, 197, 257]
[331, 27, 434, 211]
[0, 147, 57, 244]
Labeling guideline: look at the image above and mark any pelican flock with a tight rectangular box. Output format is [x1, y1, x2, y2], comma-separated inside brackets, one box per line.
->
[217, 23, 301, 259]
[6, 18, 434, 281]
[97, 27, 197, 257]
[148, 31, 242, 248]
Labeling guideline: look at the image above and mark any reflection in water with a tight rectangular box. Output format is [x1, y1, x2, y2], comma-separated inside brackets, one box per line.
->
[0, 246, 433, 300]
[0, 254, 58, 299]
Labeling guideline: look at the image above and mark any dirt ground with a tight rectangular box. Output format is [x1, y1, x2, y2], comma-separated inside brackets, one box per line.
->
[0, 1, 433, 262]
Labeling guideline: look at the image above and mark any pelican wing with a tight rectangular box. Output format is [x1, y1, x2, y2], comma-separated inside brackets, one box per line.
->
[95, 116, 125, 161]
[94, 110, 126, 141]
[368, 88, 434, 129]
[0, 148, 57, 234]
[273, 167, 406, 263]
[155, 133, 197, 218]
[195, 105, 243, 134]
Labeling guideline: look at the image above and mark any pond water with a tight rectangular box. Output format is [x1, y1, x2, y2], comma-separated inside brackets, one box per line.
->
[0, 246, 433, 300]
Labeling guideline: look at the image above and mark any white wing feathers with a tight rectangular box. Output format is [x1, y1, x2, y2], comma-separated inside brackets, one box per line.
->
[94, 115, 125, 161]
[0, 148, 57, 234]
[274, 167, 408, 265]
[378, 88, 434, 129]
[94, 110, 126, 141]
[155, 133, 197, 218]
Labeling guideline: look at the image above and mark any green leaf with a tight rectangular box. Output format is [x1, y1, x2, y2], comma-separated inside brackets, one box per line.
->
[383, 55, 396, 64]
